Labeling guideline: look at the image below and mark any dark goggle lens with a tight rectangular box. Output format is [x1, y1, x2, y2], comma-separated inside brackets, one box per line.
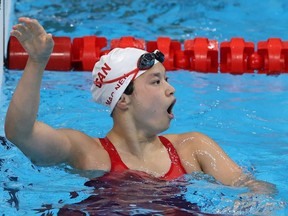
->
[154, 50, 165, 63]
[138, 53, 155, 70]
[137, 50, 165, 70]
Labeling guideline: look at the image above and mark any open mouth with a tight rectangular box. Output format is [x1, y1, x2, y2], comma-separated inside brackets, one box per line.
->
[167, 99, 176, 115]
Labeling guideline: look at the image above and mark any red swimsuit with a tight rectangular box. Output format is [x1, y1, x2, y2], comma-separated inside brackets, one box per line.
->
[99, 136, 187, 180]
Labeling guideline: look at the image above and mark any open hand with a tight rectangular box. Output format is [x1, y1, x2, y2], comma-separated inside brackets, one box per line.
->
[10, 17, 54, 63]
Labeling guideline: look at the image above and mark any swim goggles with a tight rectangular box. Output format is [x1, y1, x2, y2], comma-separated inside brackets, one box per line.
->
[94, 50, 165, 85]
[137, 49, 165, 70]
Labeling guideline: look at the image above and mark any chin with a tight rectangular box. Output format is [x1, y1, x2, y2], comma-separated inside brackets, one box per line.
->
[150, 118, 171, 134]
[158, 123, 170, 134]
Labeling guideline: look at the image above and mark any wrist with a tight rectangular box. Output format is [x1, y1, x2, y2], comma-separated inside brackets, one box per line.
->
[24, 58, 49, 75]
[27, 57, 49, 68]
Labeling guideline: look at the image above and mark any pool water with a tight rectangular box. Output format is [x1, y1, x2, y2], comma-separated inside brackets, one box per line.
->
[1, 0, 288, 215]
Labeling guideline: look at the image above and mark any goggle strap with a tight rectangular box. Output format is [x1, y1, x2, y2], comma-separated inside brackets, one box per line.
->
[94, 68, 139, 85]
[93, 50, 164, 86]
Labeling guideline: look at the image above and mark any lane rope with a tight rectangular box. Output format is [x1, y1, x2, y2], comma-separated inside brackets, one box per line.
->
[7, 36, 288, 74]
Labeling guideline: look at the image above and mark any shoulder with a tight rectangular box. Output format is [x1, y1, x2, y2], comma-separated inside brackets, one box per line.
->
[162, 131, 218, 152]
[57, 128, 103, 149]
[57, 129, 110, 170]
[161, 132, 212, 172]
[163, 131, 209, 145]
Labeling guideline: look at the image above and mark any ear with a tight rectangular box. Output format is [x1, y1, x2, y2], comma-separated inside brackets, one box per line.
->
[116, 94, 130, 111]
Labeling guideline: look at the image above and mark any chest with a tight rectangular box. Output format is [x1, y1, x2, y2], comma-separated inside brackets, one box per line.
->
[119, 145, 172, 177]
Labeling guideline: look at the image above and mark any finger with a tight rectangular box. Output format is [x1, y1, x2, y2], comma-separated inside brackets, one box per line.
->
[12, 23, 28, 33]
[10, 30, 22, 38]
[24, 18, 46, 35]
[47, 33, 53, 39]
[11, 24, 31, 42]
[17, 17, 46, 35]
[18, 17, 34, 25]
[46, 33, 54, 45]
[10, 30, 26, 43]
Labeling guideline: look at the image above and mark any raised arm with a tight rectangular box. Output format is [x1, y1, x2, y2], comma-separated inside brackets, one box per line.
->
[5, 17, 75, 165]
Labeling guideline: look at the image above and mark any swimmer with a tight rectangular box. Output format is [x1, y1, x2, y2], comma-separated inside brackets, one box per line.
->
[5, 17, 276, 194]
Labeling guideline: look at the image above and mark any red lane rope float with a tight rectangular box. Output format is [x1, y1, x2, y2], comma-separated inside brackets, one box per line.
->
[184, 38, 218, 72]
[6, 36, 288, 74]
[257, 38, 288, 74]
[220, 38, 254, 74]
[8, 36, 72, 71]
[72, 36, 107, 71]
[147, 37, 181, 71]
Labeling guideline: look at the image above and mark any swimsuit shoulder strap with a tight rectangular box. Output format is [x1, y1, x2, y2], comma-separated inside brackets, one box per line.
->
[99, 137, 129, 172]
[158, 136, 187, 180]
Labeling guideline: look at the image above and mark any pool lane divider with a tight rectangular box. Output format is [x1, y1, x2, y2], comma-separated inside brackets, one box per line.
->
[6, 36, 288, 74]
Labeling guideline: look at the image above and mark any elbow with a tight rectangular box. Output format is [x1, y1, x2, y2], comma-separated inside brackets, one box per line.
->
[4, 119, 22, 145]
[4, 121, 14, 143]
[4, 118, 32, 145]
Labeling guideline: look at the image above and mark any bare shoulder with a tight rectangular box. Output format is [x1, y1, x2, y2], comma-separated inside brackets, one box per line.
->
[163, 131, 211, 149]
[162, 131, 223, 155]
[57, 129, 110, 170]
[163, 131, 228, 158]
[161, 132, 210, 172]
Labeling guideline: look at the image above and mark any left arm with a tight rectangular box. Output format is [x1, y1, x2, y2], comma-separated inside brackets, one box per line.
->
[193, 132, 242, 185]
[181, 132, 276, 195]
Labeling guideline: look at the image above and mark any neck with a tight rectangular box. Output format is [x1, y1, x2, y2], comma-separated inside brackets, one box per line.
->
[108, 106, 167, 159]
[107, 121, 158, 159]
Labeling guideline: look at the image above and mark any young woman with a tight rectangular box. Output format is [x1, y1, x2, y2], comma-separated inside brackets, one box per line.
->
[5, 17, 275, 194]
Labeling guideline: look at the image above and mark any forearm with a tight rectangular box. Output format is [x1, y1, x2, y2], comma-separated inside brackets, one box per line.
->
[232, 174, 277, 196]
[5, 58, 47, 142]
[243, 179, 277, 196]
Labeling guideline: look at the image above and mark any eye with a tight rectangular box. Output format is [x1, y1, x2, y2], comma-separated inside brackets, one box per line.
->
[153, 80, 161, 85]
[165, 77, 169, 82]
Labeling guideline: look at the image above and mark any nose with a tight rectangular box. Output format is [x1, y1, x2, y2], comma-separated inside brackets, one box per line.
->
[165, 82, 175, 96]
